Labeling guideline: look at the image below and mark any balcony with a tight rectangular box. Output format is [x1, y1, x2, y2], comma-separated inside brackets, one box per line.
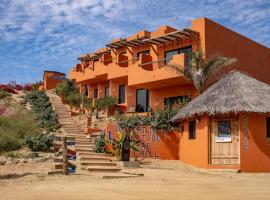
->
[128, 53, 190, 89]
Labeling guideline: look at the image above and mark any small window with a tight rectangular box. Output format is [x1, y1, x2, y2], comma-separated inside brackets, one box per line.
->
[189, 121, 196, 139]
[267, 117, 270, 138]
[105, 87, 110, 97]
[108, 130, 112, 140]
[217, 121, 231, 137]
[94, 88, 98, 98]
[164, 46, 192, 65]
[119, 84, 125, 104]
[84, 84, 88, 96]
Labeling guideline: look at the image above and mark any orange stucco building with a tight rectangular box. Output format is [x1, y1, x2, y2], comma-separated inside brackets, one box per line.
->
[41, 71, 66, 90]
[69, 17, 270, 172]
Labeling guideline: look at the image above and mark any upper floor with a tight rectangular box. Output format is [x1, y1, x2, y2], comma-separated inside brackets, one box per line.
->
[70, 17, 270, 88]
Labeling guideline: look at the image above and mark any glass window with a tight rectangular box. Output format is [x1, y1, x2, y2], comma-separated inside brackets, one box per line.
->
[267, 117, 270, 138]
[164, 46, 192, 65]
[217, 121, 231, 137]
[165, 50, 178, 64]
[105, 87, 110, 97]
[94, 88, 98, 99]
[84, 84, 88, 96]
[136, 89, 149, 112]
[118, 85, 125, 104]
[164, 96, 184, 108]
[108, 130, 112, 140]
[189, 121, 196, 139]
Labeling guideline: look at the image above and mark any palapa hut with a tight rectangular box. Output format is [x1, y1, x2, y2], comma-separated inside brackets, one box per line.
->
[171, 70, 270, 172]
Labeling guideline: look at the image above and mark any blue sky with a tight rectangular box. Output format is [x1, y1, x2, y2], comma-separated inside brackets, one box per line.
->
[0, 0, 269, 84]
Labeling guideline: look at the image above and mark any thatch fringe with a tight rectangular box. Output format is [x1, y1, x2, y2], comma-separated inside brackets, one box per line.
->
[171, 70, 270, 122]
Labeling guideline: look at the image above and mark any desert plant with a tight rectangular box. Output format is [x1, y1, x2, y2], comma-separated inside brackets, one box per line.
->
[24, 91, 60, 131]
[167, 50, 237, 94]
[23, 132, 54, 152]
[0, 110, 39, 152]
[65, 92, 81, 109]
[0, 89, 11, 100]
[95, 133, 106, 153]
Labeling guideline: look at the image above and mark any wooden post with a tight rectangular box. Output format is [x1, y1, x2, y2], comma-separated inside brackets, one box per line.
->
[62, 136, 68, 175]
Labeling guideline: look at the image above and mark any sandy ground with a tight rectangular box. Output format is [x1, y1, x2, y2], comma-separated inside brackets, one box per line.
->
[1, 159, 270, 200]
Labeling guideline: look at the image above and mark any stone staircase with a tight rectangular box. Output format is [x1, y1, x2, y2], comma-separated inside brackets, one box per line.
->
[46, 91, 121, 173]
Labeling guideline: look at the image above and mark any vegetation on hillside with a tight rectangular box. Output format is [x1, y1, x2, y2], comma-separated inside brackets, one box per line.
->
[24, 90, 60, 131]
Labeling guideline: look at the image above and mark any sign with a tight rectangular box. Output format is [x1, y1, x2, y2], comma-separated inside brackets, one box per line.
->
[215, 136, 232, 143]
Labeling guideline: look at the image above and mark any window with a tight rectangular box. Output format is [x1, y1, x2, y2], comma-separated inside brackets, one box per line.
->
[164, 46, 192, 65]
[189, 121, 196, 139]
[105, 87, 110, 97]
[94, 88, 98, 99]
[118, 85, 125, 103]
[136, 89, 149, 112]
[84, 84, 88, 96]
[267, 117, 270, 138]
[137, 50, 150, 60]
[217, 121, 231, 137]
[108, 130, 112, 140]
[164, 96, 184, 108]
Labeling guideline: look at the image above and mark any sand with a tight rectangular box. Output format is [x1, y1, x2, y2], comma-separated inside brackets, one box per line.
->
[1, 158, 270, 200]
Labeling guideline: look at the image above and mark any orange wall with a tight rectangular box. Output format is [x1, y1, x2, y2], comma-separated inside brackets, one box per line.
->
[192, 18, 270, 86]
[44, 77, 65, 90]
[239, 113, 270, 172]
[179, 115, 209, 168]
[105, 123, 179, 160]
[150, 84, 197, 109]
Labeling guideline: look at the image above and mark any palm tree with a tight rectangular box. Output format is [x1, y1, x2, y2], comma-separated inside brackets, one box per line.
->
[167, 51, 237, 94]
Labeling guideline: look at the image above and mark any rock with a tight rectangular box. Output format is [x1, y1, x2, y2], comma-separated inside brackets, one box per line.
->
[20, 158, 27, 163]
[6, 157, 13, 165]
[13, 159, 19, 164]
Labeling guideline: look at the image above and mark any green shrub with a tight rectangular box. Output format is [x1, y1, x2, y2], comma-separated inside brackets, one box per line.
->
[95, 134, 106, 153]
[0, 89, 11, 100]
[65, 92, 81, 108]
[0, 111, 38, 152]
[23, 132, 54, 152]
[116, 107, 177, 133]
[56, 80, 78, 97]
[24, 91, 60, 131]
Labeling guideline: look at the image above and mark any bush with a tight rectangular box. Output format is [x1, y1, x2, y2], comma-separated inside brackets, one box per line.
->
[116, 107, 177, 133]
[56, 80, 78, 97]
[95, 134, 106, 153]
[0, 111, 39, 152]
[0, 89, 11, 99]
[23, 132, 54, 152]
[65, 92, 81, 108]
[24, 91, 60, 131]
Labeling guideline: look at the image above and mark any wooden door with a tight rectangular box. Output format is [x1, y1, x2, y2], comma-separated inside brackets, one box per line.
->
[210, 118, 240, 165]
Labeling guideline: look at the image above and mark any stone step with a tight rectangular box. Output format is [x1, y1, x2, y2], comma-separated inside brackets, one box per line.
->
[81, 161, 117, 166]
[84, 166, 121, 173]
[76, 147, 95, 152]
[78, 152, 107, 157]
[76, 144, 95, 148]
[76, 141, 94, 145]
[80, 156, 112, 161]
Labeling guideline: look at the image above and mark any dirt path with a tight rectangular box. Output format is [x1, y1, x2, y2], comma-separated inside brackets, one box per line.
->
[1, 160, 270, 200]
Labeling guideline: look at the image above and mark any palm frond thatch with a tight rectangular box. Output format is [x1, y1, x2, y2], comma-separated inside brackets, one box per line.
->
[171, 70, 270, 122]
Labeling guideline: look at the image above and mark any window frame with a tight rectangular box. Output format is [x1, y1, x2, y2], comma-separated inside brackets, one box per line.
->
[267, 117, 270, 138]
[118, 84, 126, 104]
[189, 120, 196, 140]
[164, 46, 192, 65]
[105, 86, 110, 97]
[94, 88, 98, 99]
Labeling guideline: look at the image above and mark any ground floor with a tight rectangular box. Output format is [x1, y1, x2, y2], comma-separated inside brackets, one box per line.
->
[106, 113, 270, 172]
[79, 77, 197, 112]
[1, 159, 270, 200]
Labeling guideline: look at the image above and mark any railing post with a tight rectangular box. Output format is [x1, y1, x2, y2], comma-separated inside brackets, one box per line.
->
[62, 136, 68, 175]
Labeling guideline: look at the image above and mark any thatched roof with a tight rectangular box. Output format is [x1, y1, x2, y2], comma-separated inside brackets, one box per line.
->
[171, 70, 270, 122]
